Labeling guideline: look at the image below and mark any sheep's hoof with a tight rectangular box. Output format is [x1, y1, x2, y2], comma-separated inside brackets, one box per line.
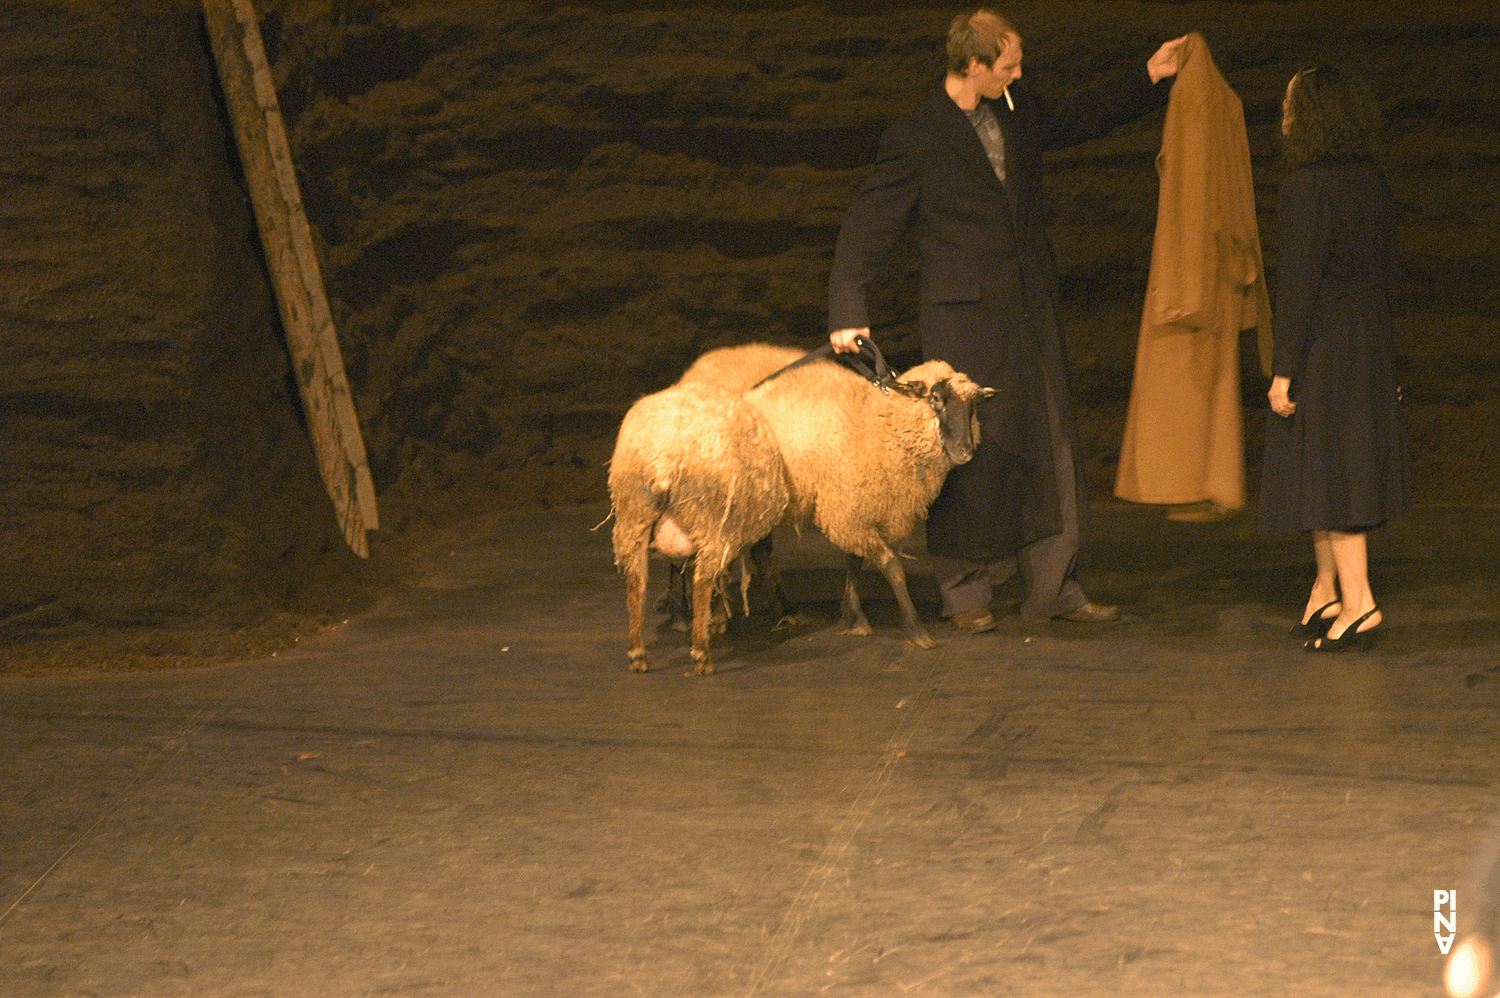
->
[838, 613, 873, 637]
[693, 654, 715, 676]
[905, 628, 937, 650]
[772, 612, 808, 631]
[629, 654, 650, 673]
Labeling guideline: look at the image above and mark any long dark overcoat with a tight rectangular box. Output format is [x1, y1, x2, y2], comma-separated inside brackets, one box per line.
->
[829, 69, 1170, 561]
[1259, 160, 1410, 534]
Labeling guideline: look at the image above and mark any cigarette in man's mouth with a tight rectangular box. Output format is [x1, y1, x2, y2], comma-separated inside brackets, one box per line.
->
[1003, 86, 1014, 111]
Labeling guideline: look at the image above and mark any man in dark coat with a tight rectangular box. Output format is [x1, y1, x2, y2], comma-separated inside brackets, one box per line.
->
[829, 9, 1184, 629]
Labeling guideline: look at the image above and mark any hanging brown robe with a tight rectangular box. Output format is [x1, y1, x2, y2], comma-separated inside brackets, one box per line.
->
[1114, 32, 1272, 510]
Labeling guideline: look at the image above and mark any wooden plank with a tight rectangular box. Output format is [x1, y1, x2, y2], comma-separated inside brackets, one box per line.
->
[202, 0, 378, 557]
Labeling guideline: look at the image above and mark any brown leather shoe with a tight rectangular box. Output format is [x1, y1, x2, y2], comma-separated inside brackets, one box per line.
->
[1057, 601, 1120, 622]
[950, 608, 996, 633]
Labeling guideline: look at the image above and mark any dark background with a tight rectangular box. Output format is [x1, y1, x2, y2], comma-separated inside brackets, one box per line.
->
[2, 0, 1496, 668]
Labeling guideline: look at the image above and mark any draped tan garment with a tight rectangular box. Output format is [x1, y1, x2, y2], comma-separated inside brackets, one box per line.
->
[1114, 33, 1272, 510]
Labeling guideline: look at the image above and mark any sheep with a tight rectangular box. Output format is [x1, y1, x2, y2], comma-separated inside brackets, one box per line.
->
[686, 343, 994, 649]
[665, 343, 808, 625]
[607, 380, 789, 675]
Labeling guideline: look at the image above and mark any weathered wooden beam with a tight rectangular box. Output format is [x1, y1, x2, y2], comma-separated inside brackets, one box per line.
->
[202, 0, 378, 557]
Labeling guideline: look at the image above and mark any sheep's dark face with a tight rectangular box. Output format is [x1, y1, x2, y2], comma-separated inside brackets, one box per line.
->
[929, 377, 996, 464]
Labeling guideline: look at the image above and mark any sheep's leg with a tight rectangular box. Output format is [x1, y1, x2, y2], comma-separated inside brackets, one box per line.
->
[622, 536, 651, 672]
[839, 553, 873, 637]
[661, 557, 725, 637]
[690, 555, 718, 675]
[870, 545, 936, 649]
[711, 573, 732, 634]
[656, 560, 691, 633]
[736, 553, 753, 617]
[751, 535, 803, 628]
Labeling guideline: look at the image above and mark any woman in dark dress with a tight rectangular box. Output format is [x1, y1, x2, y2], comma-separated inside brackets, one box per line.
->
[1261, 64, 1409, 651]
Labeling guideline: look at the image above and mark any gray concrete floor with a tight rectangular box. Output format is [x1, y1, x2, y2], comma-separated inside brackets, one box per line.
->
[2, 502, 1497, 997]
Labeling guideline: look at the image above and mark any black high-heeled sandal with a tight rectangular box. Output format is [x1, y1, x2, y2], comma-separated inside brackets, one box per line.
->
[1290, 599, 1341, 637]
[1305, 608, 1380, 652]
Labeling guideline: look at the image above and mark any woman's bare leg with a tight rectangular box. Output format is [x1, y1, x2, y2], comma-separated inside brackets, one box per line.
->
[1324, 530, 1381, 639]
[1303, 530, 1341, 625]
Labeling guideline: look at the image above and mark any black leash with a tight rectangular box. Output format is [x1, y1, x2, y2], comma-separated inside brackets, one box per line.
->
[750, 336, 912, 395]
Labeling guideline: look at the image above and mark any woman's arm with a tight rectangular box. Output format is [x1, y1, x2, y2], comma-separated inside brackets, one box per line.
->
[1272, 169, 1333, 381]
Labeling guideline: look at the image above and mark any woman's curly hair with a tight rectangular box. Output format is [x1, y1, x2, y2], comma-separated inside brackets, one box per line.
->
[1282, 64, 1384, 168]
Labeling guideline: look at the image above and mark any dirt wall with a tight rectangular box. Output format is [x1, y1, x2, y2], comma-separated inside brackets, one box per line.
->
[0, 2, 369, 657]
[255, 0, 1500, 519]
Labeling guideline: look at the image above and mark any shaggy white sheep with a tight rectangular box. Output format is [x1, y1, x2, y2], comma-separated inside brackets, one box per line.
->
[607, 380, 789, 675]
[685, 343, 994, 650]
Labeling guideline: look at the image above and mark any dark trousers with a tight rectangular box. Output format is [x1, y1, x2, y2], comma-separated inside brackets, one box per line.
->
[932, 371, 1087, 619]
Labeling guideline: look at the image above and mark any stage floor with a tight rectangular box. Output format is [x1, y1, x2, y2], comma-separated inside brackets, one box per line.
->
[2, 502, 1496, 997]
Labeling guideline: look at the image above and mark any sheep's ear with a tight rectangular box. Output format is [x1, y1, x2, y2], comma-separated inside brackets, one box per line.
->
[926, 380, 948, 417]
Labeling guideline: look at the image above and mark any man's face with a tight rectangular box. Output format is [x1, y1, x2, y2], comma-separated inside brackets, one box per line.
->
[969, 32, 1024, 99]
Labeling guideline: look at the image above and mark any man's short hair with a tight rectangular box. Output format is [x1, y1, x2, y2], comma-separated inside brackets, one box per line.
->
[946, 9, 1017, 75]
